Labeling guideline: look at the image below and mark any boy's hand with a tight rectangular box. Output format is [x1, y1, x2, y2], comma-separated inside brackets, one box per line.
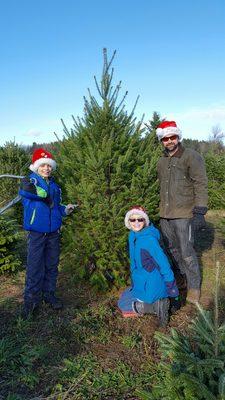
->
[20, 178, 36, 194]
[65, 204, 76, 215]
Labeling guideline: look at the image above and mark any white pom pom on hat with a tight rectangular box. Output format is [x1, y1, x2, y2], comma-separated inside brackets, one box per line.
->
[29, 148, 57, 172]
[156, 120, 182, 141]
[125, 205, 150, 229]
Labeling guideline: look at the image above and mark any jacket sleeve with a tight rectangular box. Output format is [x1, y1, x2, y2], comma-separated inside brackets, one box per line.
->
[58, 204, 67, 217]
[56, 186, 67, 217]
[140, 241, 179, 297]
[19, 178, 48, 201]
[188, 151, 208, 208]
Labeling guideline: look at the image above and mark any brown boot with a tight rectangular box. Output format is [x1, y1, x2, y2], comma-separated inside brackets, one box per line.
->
[186, 289, 200, 304]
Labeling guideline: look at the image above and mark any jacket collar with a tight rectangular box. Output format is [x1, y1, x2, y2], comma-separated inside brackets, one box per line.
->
[30, 172, 54, 189]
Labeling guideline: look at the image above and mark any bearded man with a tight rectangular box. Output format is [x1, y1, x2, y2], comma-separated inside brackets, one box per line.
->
[156, 120, 208, 304]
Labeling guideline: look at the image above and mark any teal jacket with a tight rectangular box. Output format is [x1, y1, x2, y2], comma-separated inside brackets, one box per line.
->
[128, 224, 178, 303]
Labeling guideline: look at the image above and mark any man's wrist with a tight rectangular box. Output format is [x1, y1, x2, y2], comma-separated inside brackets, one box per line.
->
[193, 206, 207, 215]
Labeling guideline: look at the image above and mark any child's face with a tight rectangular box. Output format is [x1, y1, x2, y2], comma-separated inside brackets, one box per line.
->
[129, 213, 145, 232]
[37, 163, 53, 179]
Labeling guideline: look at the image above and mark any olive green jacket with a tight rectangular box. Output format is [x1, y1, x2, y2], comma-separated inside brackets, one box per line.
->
[157, 145, 208, 219]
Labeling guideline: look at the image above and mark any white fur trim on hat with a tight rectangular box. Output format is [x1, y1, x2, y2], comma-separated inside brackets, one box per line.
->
[29, 158, 57, 172]
[156, 126, 182, 141]
[124, 208, 150, 229]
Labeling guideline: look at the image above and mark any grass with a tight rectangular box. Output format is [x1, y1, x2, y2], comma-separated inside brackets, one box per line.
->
[0, 293, 158, 399]
[0, 210, 225, 399]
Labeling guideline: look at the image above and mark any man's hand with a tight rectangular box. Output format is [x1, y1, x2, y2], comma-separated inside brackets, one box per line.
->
[192, 206, 207, 231]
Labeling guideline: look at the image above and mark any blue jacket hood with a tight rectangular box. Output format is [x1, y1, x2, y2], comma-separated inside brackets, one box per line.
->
[129, 224, 160, 241]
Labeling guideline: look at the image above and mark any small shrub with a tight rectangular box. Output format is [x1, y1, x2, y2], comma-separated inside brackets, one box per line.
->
[0, 216, 21, 273]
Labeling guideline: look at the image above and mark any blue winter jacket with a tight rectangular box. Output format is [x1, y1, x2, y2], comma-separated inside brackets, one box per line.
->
[19, 172, 67, 233]
[128, 224, 178, 303]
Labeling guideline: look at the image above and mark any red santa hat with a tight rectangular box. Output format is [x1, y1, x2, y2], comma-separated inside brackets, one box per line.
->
[124, 205, 150, 229]
[156, 120, 182, 141]
[29, 148, 57, 172]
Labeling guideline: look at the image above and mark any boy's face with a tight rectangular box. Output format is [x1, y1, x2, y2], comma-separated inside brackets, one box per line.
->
[37, 163, 53, 178]
[129, 213, 145, 232]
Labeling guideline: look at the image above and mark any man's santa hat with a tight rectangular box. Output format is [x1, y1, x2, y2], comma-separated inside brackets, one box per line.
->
[124, 205, 150, 229]
[156, 120, 182, 141]
[29, 148, 57, 172]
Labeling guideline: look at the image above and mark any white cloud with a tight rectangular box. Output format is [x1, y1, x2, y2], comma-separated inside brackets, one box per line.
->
[25, 129, 44, 138]
[168, 105, 225, 123]
[165, 105, 225, 140]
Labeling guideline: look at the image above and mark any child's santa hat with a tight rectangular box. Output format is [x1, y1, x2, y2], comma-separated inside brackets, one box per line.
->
[156, 120, 182, 141]
[124, 205, 150, 229]
[29, 148, 57, 172]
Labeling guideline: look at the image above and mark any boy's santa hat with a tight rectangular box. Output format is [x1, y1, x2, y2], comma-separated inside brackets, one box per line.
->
[156, 120, 182, 141]
[29, 148, 57, 172]
[125, 205, 150, 229]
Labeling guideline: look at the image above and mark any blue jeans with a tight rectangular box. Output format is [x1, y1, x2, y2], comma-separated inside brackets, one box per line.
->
[160, 218, 201, 290]
[24, 230, 60, 305]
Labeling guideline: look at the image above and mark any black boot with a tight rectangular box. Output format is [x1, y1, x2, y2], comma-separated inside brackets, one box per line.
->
[43, 292, 63, 310]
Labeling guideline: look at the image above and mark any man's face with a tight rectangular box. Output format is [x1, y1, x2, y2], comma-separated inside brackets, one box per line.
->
[161, 134, 179, 152]
[37, 163, 53, 178]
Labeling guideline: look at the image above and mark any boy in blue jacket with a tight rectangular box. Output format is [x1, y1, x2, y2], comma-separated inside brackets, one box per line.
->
[118, 206, 179, 326]
[19, 148, 75, 318]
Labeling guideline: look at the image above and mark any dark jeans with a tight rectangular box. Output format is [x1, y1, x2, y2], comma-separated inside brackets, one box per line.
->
[160, 218, 200, 290]
[24, 230, 60, 305]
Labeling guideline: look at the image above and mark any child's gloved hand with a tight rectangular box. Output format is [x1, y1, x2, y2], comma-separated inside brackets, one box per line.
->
[170, 296, 181, 314]
[165, 280, 179, 297]
[65, 204, 76, 215]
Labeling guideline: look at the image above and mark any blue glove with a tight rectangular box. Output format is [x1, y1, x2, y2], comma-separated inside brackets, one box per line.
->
[165, 280, 179, 297]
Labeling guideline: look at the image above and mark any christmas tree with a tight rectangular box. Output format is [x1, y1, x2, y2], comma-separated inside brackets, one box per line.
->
[137, 263, 225, 400]
[145, 111, 165, 136]
[0, 215, 21, 273]
[56, 49, 160, 290]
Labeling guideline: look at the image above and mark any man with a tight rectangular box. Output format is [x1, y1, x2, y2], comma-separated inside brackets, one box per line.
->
[156, 120, 208, 304]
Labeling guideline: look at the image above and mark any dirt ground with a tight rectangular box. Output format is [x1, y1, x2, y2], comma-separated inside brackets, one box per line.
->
[0, 210, 225, 399]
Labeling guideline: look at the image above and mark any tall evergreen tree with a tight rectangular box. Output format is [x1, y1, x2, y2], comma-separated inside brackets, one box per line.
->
[145, 111, 164, 135]
[56, 49, 160, 290]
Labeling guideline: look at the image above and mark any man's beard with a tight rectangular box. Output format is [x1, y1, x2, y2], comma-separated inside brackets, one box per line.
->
[165, 143, 179, 153]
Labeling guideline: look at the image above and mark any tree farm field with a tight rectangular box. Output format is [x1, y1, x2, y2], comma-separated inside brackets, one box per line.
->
[0, 210, 225, 400]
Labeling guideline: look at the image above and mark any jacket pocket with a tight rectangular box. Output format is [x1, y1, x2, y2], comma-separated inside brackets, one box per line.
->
[141, 249, 160, 273]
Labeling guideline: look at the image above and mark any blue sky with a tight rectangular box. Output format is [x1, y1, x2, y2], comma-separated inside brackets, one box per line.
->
[0, 0, 224, 146]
